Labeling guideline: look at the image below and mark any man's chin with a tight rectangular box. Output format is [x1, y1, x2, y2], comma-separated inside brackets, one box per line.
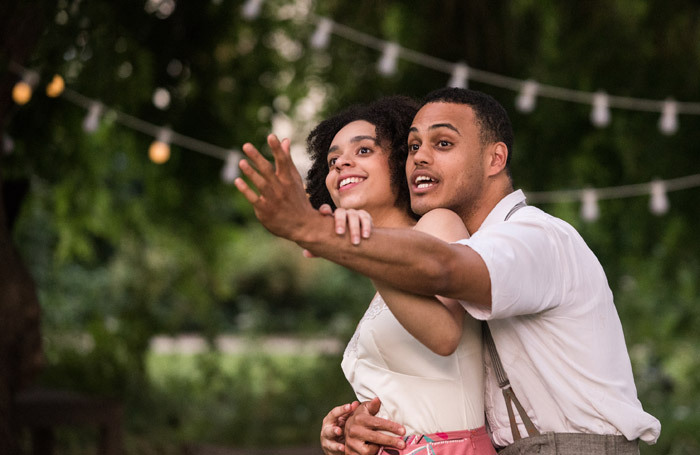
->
[410, 199, 440, 216]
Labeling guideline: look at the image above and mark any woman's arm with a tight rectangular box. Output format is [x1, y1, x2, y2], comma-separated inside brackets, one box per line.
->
[372, 208, 470, 356]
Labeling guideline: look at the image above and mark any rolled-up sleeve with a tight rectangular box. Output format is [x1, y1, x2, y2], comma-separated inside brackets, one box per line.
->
[455, 217, 564, 320]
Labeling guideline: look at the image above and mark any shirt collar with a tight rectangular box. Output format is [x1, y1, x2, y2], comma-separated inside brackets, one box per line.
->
[475, 189, 526, 232]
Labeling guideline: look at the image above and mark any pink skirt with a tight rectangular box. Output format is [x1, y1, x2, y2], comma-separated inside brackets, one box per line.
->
[378, 426, 496, 455]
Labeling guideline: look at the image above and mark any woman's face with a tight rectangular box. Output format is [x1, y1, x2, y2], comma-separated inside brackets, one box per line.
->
[325, 120, 397, 213]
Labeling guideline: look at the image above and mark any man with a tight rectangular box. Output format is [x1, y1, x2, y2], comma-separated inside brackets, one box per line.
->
[235, 88, 660, 455]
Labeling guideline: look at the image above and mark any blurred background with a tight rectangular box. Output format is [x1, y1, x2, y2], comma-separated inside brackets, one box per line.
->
[1, 0, 699, 453]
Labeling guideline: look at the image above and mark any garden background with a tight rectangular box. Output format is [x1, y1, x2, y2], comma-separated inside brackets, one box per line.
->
[1, 0, 699, 453]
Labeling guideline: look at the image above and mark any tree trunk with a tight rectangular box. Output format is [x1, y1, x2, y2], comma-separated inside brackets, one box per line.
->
[0, 1, 48, 452]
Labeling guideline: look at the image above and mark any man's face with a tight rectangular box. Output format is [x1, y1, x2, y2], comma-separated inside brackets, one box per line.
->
[406, 102, 487, 218]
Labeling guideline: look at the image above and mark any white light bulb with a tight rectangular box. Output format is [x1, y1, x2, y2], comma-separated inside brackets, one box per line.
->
[581, 189, 599, 222]
[310, 18, 333, 50]
[659, 99, 678, 135]
[82, 102, 103, 132]
[152, 87, 171, 110]
[2, 134, 14, 155]
[516, 80, 538, 113]
[377, 42, 400, 76]
[649, 180, 669, 215]
[221, 150, 242, 184]
[591, 91, 611, 127]
[241, 0, 264, 20]
[447, 62, 469, 89]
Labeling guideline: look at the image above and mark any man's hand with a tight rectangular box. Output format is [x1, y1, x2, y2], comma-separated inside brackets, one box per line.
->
[320, 401, 360, 455]
[344, 398, 406, 455]
[234, 134, 316, 241]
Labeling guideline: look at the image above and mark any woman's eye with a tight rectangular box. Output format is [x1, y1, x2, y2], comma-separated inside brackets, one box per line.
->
[328, 157, 337, 166]
[408, 143, 419, 152]
[438, 140, 451, 147]
[358, 147, 371, 155]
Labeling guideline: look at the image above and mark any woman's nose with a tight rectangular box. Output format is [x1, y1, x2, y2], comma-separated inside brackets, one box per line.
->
[334, 153, 354, 169]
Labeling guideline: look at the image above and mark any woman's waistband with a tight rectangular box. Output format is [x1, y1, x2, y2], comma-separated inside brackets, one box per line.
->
[403, 426, 489, 445]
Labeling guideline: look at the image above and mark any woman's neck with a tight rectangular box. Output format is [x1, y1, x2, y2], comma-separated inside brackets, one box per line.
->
[370, 206, 416, 229]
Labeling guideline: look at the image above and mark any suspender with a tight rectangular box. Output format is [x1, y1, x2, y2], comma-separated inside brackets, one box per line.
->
[483, 199, 540, 441]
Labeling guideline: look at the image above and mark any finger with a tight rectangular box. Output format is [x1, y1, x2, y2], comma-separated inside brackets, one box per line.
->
[267, 134, 294, 175]
[233, 177, 259, 204]
[348, 422, 405, 450]
[241, 142, 274, 176]
[319, 204, 334, 216]
[347, 210, 362, 245]
[366, 397, 382, 415]
[360, 212, 373, 239]
[323, 403, 356, 424]
[334, 208, 348, 235]
[302, 249, 316, 258]
[353, 414, 405, 439]
[281, 137, 291, 152]
[238, 158, 269, 193]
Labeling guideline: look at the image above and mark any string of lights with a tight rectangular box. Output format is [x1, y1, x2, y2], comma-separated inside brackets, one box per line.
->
[7, 1, 700, 222]
[305, 13, 700, 134]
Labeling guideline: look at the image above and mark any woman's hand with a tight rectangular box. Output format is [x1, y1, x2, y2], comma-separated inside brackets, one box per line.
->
[320, 401, 360, 455]
[321, 204, 373, 245]
[304, 204, 373, 257]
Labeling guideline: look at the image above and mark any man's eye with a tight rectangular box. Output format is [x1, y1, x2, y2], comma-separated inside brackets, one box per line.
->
[438, 140, 451, 147]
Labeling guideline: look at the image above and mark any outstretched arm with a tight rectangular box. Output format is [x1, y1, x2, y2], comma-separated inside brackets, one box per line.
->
[234, 135, 492, 308]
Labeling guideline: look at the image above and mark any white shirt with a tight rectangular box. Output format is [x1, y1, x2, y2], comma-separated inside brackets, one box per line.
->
[342, 293, 484, 436]
[456, 190, 661, 447]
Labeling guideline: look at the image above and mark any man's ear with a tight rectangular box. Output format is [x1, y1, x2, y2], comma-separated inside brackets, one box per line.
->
[486, 142, 508, 177]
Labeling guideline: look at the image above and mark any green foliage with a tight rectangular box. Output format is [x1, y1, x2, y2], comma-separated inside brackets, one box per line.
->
[3, 0, 700, 452]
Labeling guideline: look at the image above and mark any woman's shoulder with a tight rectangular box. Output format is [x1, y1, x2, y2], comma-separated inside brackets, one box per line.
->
[414, 208, 469, 242]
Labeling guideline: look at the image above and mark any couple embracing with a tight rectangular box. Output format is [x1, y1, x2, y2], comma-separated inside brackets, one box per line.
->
[235, 88, 660, 455]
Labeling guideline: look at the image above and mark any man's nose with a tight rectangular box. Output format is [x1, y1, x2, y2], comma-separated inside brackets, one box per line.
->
[411, 145, 431, 165]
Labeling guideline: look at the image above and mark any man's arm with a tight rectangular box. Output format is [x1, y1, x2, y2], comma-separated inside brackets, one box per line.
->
[234, 135, 492, 308]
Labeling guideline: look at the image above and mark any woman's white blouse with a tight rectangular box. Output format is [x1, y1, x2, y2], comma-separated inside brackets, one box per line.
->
[341, 293, 485, 436]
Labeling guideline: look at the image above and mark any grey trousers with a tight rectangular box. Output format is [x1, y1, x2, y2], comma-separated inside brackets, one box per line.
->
[497, 433, 639, 455]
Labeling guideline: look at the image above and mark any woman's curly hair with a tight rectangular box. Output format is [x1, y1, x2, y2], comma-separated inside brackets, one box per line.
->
[305, 95, 419, 217]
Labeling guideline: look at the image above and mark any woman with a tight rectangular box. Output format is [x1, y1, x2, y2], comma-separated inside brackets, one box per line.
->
[305, 96, 495, 455]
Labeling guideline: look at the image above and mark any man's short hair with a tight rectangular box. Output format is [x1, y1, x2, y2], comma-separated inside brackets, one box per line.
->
[422, 88, 514, 173]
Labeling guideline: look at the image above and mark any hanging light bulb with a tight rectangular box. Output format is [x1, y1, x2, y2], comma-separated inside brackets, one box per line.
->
[649, 179, 669, 215]
[82, 102, 103, 132]
[516, 80, 539, 113]
[12, 81, 32, 105]
[149, 128, 172, 164]
[310, 18, 333, 50]
[658, 99, 678, 135]
[580, 189, 599, 222]
[377, 42, 400, 76]
[447, 62, 469, 89]
[221, 150, 242, 184]
[590, 91, 611, 127]
[45, 74, 65, 98]
[2, 134, 14, 155]
[241, 0, 264, 20]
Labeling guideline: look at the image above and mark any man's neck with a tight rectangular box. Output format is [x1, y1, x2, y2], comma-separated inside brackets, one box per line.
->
[463, 183, 513, 234]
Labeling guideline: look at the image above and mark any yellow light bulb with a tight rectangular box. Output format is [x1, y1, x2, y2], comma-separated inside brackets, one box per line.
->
[46, 75, 65, 97]
[149, 140, 170, 164]
[12, 81, 33, 105]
